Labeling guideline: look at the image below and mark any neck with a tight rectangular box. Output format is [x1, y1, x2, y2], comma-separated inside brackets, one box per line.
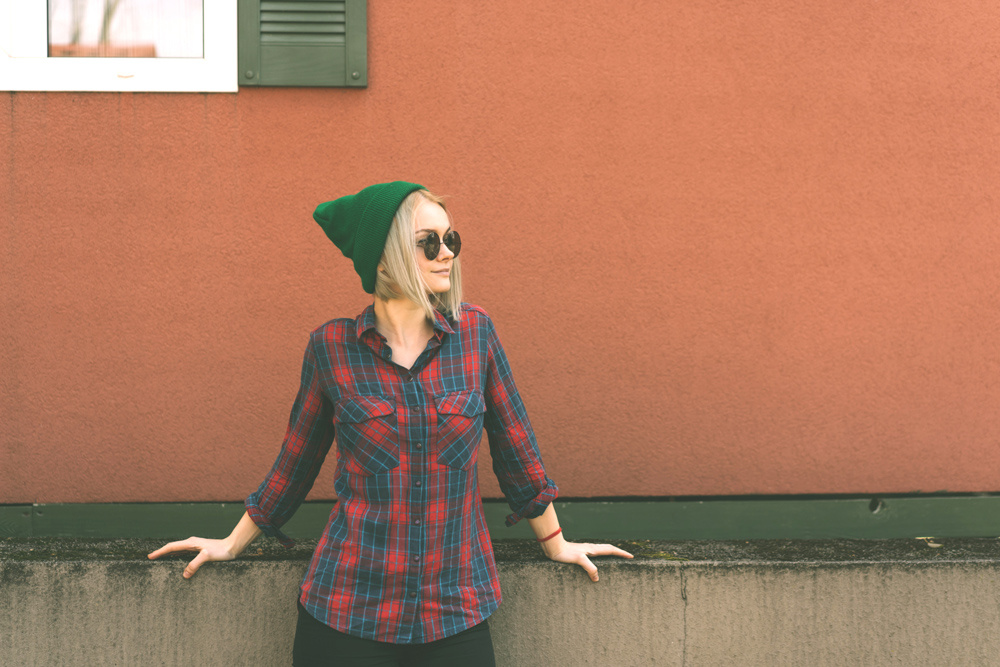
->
[373, 297, 433, 345]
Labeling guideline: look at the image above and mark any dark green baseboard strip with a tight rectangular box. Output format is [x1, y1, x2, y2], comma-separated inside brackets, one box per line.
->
[0, 506, 33, 538]
[3, 497, 1000, 541]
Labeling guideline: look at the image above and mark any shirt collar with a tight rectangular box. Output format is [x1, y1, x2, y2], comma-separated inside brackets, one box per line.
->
[355, 304, 379, 340]
[355, 303, 457, 340]
[430, 308, 457, 336]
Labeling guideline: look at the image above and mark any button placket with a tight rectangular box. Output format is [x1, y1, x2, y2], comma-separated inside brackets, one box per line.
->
[400, 367, 427, 612]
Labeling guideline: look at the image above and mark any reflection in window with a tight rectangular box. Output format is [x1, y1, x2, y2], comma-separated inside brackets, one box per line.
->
[48, 0, 203, 58]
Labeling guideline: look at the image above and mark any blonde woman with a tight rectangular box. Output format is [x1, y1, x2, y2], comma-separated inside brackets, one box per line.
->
[149, 181, 632, 666]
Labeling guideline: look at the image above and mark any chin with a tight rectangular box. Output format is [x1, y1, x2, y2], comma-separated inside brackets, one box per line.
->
[427, 276, 451, 293]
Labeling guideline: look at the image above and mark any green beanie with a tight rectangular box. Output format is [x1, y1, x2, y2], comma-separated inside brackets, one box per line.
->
[313, 181, 426, 294]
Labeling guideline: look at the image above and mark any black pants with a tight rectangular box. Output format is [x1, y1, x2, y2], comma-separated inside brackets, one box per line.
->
[293, 602, 497, 667]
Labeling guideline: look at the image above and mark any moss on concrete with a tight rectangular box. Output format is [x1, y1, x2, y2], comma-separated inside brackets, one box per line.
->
[0, 537, 316, 563]
[493, 538, 1000, 565]
[4, 536, 1000, 566]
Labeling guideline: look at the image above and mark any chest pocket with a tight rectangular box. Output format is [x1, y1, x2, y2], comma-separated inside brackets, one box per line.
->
[434, 390, 487, 471]
[335, 395, 399, 476]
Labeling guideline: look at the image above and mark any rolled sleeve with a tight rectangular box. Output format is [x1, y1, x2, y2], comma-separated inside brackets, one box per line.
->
[482, 316, 559, 526]
[245, 333, 336, 547]
[499, 477, 558, 527]
[244, 498, 296, 547]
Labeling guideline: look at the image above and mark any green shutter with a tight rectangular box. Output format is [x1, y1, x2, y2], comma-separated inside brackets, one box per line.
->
[238, 0, 367, 87]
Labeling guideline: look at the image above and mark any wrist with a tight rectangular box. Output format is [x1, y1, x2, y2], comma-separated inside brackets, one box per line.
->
[540, 533, 568, 559]
[224, 511, 262, 558]
[224, 529, 254, 558]
[222, 534, 239, 558]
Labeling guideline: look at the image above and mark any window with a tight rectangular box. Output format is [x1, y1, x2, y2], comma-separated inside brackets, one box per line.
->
[48, 0, 205, 59]
[0, 0, 366, 92]
[0, 0, 238, 92]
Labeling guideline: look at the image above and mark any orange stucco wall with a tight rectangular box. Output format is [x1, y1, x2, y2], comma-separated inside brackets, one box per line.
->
[2, 1, 999, 503]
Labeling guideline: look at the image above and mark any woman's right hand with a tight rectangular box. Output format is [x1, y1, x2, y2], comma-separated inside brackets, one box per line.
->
[148, 512, 262, 579]
[148, 537, 237, 579]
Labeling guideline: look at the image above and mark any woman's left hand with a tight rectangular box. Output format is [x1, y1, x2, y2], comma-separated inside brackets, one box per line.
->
[545, 541, 634, 582]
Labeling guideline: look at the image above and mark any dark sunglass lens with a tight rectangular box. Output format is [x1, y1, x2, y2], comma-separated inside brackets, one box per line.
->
[443, 231, 461, 257]
[421, 231, 440, 260]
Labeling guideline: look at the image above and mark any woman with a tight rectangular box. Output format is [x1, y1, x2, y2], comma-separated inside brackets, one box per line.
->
[149, 181, 633, 666]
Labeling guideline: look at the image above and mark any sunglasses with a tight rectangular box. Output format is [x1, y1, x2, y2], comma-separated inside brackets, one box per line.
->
[415, 230, 462, 260]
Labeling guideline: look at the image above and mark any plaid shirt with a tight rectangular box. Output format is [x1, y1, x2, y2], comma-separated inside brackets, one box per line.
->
[245, 303, 557, 644]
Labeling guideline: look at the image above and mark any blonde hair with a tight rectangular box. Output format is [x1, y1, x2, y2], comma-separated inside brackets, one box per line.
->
[374, 189, 463, 321]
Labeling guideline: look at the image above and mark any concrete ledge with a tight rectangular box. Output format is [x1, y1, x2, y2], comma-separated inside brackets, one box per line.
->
[4, 538, 1000, 666]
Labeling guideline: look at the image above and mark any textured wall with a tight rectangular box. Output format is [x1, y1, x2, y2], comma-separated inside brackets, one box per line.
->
[5, 539, 1000, 666]
[2, 0, 999, 503]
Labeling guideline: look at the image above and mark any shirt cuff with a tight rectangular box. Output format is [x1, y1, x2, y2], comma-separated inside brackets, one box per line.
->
[245, 495, 296, 548]
[504, 479, 559, 527]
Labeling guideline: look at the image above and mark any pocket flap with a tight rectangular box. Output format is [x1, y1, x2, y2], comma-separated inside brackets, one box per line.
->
[435, 390, 486, 417]
[336, 395, 395, 423]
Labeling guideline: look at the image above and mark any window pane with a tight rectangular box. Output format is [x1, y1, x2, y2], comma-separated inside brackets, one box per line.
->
[48, 0, 203, 58]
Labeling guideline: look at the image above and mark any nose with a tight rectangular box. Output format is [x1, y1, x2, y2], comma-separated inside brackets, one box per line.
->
[437, 241, 455, 261]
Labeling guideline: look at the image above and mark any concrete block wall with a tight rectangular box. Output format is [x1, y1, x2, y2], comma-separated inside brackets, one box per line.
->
[3, 539, 1000, 666]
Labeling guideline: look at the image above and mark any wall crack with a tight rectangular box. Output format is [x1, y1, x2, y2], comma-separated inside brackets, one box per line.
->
[680, 568, 688, 667]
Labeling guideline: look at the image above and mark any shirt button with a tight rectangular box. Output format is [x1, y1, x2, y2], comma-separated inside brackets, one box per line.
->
[415, 480, 422, 487]
[415, 442, 423, 450]
[413, 555, 421, 563]
[409, 591, 417, 599]
[413, 519, 421, 526]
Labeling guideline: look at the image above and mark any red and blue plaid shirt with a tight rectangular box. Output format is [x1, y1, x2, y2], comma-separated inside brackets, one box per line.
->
[245, 303, 557, 644]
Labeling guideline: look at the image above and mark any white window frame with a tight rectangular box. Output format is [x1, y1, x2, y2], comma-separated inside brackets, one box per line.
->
[0, 0, 237, 92]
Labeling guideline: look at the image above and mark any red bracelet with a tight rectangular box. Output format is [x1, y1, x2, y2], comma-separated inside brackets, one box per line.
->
[537, 528, 562, 543]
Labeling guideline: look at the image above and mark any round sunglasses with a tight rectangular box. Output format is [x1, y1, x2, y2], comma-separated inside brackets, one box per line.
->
[415, 230, 462, 260]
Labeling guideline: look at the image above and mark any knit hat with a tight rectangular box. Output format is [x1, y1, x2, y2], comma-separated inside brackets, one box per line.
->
[313, 181, 427, 294]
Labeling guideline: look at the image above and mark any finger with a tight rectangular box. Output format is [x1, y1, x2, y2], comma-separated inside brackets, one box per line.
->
[148, 540, 198, 560]
[577, 554, 599, 582]
[589, 544, 634, 559]
[183, 551, 211, 579]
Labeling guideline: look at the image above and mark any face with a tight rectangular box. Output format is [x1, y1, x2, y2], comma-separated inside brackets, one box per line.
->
[413, 200, 455, 294]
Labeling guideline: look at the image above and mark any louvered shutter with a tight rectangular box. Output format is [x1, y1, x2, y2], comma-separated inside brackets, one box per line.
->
[238, 0, 367, 87]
